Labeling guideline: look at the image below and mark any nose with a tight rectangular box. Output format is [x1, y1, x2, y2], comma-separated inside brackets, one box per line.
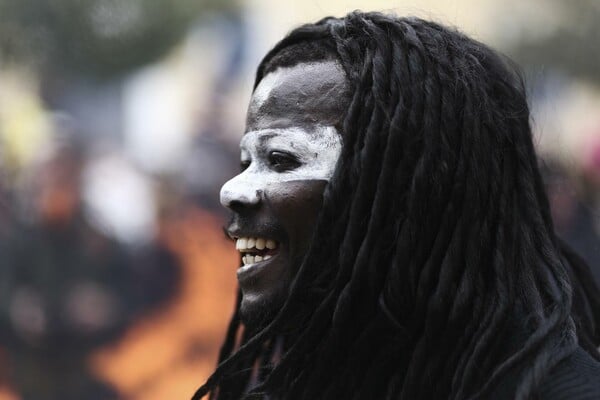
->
[220, 174, 262, 210]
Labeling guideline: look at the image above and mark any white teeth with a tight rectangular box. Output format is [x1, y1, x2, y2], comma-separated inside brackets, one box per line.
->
[237, 237, 247, 250]
[241, 254, 272, 266]
[235, 237, 278, 251]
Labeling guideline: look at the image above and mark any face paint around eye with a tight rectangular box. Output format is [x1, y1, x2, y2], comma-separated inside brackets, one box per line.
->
[220, 61, 350, 326]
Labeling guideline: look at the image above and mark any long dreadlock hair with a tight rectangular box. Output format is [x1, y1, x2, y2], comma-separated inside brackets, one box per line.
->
[193, 12, 600, 400]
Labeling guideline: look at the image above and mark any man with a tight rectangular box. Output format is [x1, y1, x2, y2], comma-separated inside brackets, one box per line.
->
[194, 12, 600, 399]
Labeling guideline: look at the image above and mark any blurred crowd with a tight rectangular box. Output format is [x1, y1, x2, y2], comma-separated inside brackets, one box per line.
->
[0, 3, 245, 399]
[0, 69, 241, 400]
[0, 1, 599, 399]
[0, 134, 242, 399]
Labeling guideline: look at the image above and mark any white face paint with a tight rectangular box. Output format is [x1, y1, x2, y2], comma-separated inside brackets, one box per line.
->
[248, 70, 280, 110]
[220, 126, 341, 206]
[220, 61, 349, 208]
[220, 61, 350, 323]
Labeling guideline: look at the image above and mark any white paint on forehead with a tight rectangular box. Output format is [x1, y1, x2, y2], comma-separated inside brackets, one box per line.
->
[220, 126, 342, 207]
[251, 68, 284, 110]
[250, 62, 344, 111]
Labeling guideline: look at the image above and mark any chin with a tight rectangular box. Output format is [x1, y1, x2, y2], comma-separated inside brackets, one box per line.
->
[239, 290, 285, 330]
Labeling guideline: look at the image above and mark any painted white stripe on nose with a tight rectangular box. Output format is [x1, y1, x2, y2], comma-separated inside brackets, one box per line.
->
[220, 177, 261, 208]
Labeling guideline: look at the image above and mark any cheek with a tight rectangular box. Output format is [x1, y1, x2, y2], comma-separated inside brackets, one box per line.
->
[265, 179, 328, 246]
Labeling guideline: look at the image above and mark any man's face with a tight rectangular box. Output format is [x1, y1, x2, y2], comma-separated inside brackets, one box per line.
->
[220, 61, 349, 325]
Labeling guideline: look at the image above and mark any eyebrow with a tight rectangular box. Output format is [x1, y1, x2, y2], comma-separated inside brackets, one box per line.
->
[240, 131, 279, 149]
[257, 132, 278, 145]
[240, 128, 316, 155]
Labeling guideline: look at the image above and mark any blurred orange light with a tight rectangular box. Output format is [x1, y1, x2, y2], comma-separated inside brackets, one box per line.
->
[90, 206, 238, 399]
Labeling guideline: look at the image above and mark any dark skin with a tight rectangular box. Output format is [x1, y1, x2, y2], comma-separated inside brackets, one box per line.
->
[246, 61, 350, 131]
[220, 61, 350, 326]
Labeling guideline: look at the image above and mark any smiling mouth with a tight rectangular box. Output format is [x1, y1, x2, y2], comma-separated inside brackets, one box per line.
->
[235, 236, 279, 266]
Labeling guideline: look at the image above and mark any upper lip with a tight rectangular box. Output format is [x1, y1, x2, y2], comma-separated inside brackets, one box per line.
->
[225, 215, 286, 243]
[226, 226, 277, 242]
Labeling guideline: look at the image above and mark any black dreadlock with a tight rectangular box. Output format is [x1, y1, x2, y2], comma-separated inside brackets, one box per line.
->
[193, 12, 600, 400]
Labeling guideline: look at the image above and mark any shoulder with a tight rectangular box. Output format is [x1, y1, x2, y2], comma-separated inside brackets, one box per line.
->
[536, 346, 600, 400]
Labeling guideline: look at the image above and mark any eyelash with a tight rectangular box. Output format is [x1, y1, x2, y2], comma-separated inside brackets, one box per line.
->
[239, 151, 300, 172]
[268, 151, 300, 171]
[240, 150, 300, 172]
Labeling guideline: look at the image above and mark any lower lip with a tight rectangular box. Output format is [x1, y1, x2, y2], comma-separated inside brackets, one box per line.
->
[237, 253, 278, 281]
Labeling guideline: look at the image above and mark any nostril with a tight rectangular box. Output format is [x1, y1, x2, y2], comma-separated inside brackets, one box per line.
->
[228, 199, 251, 213]
[228, 193, 261, 213]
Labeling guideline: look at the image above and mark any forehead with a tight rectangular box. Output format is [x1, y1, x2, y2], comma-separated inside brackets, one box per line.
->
[246, 61, 350, 132]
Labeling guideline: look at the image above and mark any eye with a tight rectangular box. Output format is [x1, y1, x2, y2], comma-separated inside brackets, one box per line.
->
[268, 151, 300, 171]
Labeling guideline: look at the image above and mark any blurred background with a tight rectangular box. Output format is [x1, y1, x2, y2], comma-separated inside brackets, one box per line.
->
[0, 0, 598, 399]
